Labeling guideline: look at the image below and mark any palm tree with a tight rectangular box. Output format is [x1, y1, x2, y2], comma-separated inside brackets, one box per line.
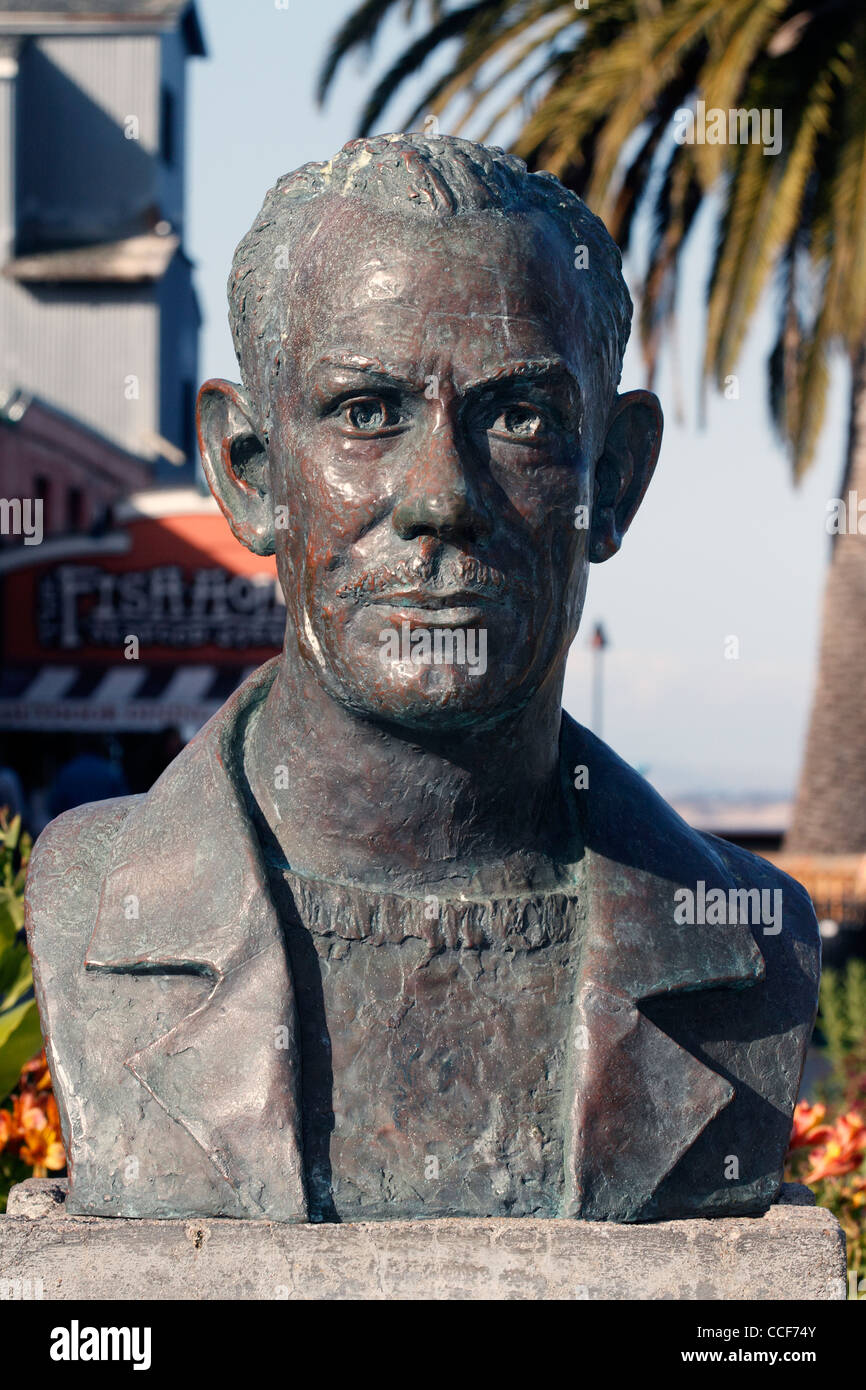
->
[321, 0, 866, 854]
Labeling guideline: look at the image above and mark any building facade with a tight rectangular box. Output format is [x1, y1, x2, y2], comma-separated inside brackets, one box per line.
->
[0, 1, 204, 483]
[0, 386, 151, 541]
[0, 3, 210, 825]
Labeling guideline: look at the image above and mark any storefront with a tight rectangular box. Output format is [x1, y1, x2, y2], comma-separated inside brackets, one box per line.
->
[0, 487, 283, 827]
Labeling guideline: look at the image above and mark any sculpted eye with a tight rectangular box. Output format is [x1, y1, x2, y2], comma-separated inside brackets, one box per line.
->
[341, 397, 400, 434]
[490, 405, 546, 440]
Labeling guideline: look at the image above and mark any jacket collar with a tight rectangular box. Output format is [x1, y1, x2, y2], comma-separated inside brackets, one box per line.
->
[85, 665, 763, 1221]
[560, 715, 764, 1219]
[87, 657, 282, 978]
[85, 657, 307, 1221]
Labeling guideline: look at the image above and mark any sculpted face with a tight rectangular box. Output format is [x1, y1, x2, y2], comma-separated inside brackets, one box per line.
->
[275, 202, 596, 729]
[200, 195, 662, 732]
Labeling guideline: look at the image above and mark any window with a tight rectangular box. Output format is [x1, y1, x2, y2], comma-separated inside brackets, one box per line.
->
[34, 473, 51, 518]
[67, 487, 84, 532]
[181, 379, 195, 461]
[160, 85, 175, 166]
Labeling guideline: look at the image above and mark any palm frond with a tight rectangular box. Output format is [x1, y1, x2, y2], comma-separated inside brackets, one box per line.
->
[417, 5, 577, 137]
[354, 1, 502, 135]
[639, 145, 702, 386]
[692, 0, 788, 188]
[318, 0, 410, 104]
[706, 62, 836, 385]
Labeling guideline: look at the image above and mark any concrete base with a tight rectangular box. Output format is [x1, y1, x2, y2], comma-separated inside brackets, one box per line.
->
[0, 1180, 847, 1300]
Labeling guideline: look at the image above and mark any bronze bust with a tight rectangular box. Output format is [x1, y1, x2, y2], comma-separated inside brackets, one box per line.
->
[26, 134, 819, 1223]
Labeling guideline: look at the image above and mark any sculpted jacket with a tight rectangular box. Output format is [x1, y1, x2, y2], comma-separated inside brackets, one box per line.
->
[25, 659, 820, 1223]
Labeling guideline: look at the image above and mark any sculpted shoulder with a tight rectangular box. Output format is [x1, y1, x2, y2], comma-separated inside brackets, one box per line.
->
[566, 710, 820, 918]
[562, 710, 820, 1014]
[25, 796, 144, 967]
[701, 830, 821, 977]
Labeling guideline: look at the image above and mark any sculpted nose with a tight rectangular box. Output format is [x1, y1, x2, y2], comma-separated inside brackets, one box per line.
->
[391, 419, 491, 543]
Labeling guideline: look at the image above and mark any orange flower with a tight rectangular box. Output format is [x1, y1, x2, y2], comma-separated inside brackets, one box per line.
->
[0, 1105, 19, 1155]
[0, 1049, 66, 1174]
[16, 1091, 65, 1175]
[789, 1100, 833, 1151]
[19, 1049, 53, 1093]
[803, 1111, 866, 1184]
[845, 1175, 866, 1209]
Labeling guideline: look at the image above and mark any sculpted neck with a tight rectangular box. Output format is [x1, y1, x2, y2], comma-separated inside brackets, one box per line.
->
[245, 641, 576, 895]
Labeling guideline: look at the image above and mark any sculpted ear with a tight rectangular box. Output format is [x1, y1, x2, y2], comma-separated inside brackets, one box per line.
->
[196, 379, 275, 557]
[590, 390, 663, 563]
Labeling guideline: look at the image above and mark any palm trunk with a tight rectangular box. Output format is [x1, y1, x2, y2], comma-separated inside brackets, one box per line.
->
[787, 340, 866, 852]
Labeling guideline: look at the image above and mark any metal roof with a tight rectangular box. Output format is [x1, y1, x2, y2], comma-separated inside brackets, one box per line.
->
[4, 232, 180, 283]
[0, 2, 205, 54]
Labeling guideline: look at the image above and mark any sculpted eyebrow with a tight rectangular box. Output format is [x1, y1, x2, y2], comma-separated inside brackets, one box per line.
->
[462, 358, 578, 393]
[314, 353, 578, 399]
[314, 353, 420, 390]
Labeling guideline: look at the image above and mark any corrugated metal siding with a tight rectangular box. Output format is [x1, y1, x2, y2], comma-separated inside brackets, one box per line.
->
[0, 70, 13, 259]
[36, 35, 160, 152]
[0, 274, 160, 457]
[17, 35, 161, 248]
[0, 29, 199, 472]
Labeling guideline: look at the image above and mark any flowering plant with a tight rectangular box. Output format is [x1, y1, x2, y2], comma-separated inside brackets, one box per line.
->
[786, 959, 866, 1298]
[0, 812, 41, 1103]
[786, 1097, 866, 1297]
[0, 1049, 66, 1207]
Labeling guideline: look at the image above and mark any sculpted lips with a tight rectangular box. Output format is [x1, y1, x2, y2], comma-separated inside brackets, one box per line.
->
[366, 589, 492, 624]
[335, 556, 529, 605]
[366, 589, 489, 609]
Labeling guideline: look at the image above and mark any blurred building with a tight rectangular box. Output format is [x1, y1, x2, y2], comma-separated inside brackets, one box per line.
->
[0, 385, 150, 540]
[0, 486, 284, 730]
[0, 0, 205, 483]
[0, 486, 284, 828]
[0, 4, 243, 827]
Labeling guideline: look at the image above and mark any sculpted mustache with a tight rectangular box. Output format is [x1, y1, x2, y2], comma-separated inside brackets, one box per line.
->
[335, 556, 528, 602]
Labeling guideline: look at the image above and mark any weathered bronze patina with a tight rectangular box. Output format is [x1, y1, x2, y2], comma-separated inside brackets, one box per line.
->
[26, 135, 819, 1223]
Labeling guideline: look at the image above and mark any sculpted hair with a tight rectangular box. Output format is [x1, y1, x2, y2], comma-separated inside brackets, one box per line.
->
[228, 132, 633, 439]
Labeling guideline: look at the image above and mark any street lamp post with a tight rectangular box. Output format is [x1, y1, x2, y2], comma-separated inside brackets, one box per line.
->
[591, 622, 608, 739]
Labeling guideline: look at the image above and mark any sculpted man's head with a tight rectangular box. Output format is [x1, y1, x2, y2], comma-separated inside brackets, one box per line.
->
[197, 133, 662, 732]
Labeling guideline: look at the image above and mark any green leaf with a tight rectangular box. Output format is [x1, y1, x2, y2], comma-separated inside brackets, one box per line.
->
[0, 997, 42, 1102]
[0, 892, 22, 952]
[0, 943, 33, 1010]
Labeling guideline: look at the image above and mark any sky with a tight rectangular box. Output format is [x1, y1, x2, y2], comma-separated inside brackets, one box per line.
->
[187, 0, 847, 801]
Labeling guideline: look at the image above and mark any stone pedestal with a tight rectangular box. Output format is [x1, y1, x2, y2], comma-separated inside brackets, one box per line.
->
[0, 1180, 847, 1301]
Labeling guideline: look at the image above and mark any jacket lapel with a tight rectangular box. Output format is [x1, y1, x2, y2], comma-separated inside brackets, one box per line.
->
[84, 658, 307, 1221]
[562, 716, 765, 1220]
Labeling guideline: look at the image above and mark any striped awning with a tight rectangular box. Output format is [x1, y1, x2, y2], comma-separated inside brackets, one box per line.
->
[0, 664, 257, 731]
